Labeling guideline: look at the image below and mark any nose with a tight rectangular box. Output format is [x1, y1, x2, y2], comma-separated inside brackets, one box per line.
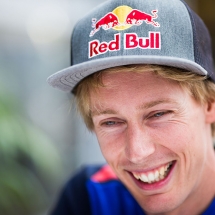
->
[125, 123, 155, 163]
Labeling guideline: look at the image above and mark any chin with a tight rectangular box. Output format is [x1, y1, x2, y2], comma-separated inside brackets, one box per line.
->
[136, 194, 183, 215]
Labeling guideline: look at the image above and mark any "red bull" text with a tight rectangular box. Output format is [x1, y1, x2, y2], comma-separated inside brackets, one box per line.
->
[89, 32, 161, 58]
[125, 32, 161, 49]
[89, 33, 120, 58]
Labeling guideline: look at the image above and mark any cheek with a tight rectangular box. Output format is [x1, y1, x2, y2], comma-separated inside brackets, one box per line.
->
[150, 122, 194, 154]
[153, 121, 207, 172]
[97, 133, 125, 163]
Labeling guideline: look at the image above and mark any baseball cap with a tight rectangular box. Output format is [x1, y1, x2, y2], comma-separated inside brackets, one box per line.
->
[47, 0, 215, 92]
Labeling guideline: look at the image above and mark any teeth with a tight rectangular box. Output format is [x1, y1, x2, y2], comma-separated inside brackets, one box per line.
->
[132, 161, 173, 184]
[155, 170, 159, 178]
[159, 166, 165, 176]
[148, 173, 155, 182]
[140, 174, 148, 182]
[134, 173, 139, 180]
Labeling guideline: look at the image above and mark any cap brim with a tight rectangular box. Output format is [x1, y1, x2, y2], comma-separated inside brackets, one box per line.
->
[47, 55, 208, 92]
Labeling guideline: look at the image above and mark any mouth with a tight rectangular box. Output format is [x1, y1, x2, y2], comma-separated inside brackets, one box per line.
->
[131, 161, 175, 184]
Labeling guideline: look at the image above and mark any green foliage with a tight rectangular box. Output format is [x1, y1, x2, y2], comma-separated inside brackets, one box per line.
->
[0, 92, 63, 215]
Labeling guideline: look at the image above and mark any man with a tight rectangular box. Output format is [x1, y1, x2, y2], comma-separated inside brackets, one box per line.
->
[48, 0, 215, 214]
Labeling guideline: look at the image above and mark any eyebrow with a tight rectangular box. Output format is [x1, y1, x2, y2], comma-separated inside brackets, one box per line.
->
[138, 99, 178, 110]
[91, 109, 118, 117]
[91, 99, 177, 117]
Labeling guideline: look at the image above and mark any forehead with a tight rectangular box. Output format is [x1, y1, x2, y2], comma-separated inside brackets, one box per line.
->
[101, 70, 163, 86]
[92, 71, 179, 94]
[89, 71, 188, 111]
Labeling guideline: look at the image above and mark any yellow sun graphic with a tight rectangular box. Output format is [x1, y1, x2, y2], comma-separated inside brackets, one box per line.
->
[112, 5, 133, 30]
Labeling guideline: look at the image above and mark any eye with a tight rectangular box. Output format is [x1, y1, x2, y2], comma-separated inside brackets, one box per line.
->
[103, 121, 117, 126]
[154, 112, 165, 117]
[100, 119, 125, 127]
[148, 111, 172, 119]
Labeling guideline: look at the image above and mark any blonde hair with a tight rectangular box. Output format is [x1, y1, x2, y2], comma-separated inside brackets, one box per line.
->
[73, 65, 215, 136]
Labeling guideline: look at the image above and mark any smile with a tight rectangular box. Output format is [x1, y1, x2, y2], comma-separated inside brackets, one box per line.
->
[132, 161, 173, 184]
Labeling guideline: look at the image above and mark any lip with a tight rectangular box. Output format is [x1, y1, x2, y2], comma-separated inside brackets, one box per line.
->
[129, 160, 176, 191]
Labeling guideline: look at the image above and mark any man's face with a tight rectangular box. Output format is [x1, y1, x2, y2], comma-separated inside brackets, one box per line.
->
[90, 71, 213, 214]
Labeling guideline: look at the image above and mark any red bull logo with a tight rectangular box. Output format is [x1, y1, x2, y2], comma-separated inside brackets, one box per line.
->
[89, 32, 161, 58]
[125, 9, 160, 27]
[90, 5, 160, 37]
[90, 12, 120, 37]
[89, 33, 121, 58]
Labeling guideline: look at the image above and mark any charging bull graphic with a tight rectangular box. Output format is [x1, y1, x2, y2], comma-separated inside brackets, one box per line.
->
[125, 9, 160, 27]
[90, 6, 160, 37]
[90, 12, 120, 37]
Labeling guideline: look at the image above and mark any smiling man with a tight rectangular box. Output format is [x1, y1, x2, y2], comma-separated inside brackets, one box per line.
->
[48, 0, 215, 214]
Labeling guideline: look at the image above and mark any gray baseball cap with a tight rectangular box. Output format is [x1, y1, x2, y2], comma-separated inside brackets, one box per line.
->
[47, 0, 215, 92]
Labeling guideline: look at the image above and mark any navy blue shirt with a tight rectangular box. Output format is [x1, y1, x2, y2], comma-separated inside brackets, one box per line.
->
[51, 165, 215, 215]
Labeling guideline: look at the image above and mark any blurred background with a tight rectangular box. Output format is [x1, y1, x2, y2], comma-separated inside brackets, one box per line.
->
[0, 0, 214, 214]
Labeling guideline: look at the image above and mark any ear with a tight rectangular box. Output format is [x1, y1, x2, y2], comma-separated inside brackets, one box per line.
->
[205, 101, 215, 123]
